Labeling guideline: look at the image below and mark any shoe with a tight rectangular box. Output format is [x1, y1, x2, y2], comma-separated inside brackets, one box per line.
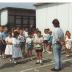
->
[36, 62, 40, 64]
[51, 68, 61, 71]
[10, 59, 12, 62]
[13, 61, 17, 64]
[3, 56, 5, 59]
[66, 55, 70, 57]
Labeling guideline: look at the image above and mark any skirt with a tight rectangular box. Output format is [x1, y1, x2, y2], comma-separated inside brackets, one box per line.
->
[5, 45, 12, 55]
[12, 45, 22, 58]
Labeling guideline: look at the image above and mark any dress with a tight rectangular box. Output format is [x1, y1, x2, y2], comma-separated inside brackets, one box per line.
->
[5, 36, 12, 55]
[65, 35, 72, 49]
[12, 37, 22, 58]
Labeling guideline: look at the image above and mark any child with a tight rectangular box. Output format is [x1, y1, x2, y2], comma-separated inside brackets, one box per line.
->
[65, 31, 72, 57]
[47, 31, 53, 54]
[43, 29, 49, 52]
[12, 31, 22, 63]
[18, 29, 25, 57]
[34, 31, 43, 65]
[5, 31, 13, 61]
[26, 34, 33, 57]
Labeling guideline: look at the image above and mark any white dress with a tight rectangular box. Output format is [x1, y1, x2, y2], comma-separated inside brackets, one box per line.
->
[43, 33, 49, 41]
[5, 36, 13, 55]
[65, 36, 72, 49]
[12, 37, 22, 58]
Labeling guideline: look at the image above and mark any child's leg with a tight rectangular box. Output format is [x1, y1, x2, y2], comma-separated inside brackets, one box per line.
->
[22, 43, 25, 57]
[47, 44, 52, 54]
[29, 50, 32, 57]
[68, 49, 71, 55]
[27, 49, 29, 57]
[66, 48, 70, 56]
[36, 51, 40, 63]
[43, 43, 47, 52]
[39, 51, 43, 64]
[9, 55, 12, 62]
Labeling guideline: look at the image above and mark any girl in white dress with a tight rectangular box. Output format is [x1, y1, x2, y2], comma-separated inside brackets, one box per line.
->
[12, 31, 22, 63]
[65, 31, 72, 57]
[5, 32, 13, 61]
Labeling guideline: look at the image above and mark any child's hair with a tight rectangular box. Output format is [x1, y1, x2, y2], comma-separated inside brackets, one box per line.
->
[65, 31, 71, 39]
[44, 28, 50, 34]
[46, 28, 50, 33]
[37, 30, 41, 34]
[14, 31, 19, 38]
[8, 31, 12, 37]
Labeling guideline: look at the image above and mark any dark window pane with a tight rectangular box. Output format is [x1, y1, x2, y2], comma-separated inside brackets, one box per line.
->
[16, 18, 21, 24]
[16, 16, 21, 19]
[29, 17, 34, 26]
[9, 16, 14, 24]
[23, 17, 28, 24]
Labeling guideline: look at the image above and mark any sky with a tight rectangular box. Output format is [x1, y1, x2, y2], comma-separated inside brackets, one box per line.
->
[0, 3, 35, 9]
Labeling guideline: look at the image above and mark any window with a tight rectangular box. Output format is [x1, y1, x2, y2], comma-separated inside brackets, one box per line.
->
[9, 16, 14, 24]
[16, 16, 21, 25]
[29, 17, 34, 25]
[23, 16, 28, 25]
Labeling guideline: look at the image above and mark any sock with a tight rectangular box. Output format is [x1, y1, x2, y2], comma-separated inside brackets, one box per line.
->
[40, 60, 42, 63]
[37, 60, 39, 63]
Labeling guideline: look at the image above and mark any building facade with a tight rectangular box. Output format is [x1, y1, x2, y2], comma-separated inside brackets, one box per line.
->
[0, 7, 36, 29]
[35, 3, 72, 35]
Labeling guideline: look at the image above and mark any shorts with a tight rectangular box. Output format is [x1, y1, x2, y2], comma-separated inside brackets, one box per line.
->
[27, 44, 33, 50]
[35, 49, 43, 52]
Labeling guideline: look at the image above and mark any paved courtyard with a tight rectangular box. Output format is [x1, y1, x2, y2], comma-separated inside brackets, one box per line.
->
[0, 52, 72, 72]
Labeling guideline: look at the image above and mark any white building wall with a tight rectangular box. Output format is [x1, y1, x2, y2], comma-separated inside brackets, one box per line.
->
[36, 7, 47, 34]
[36, 3, 72, 36]
[1, 10, 8, 26]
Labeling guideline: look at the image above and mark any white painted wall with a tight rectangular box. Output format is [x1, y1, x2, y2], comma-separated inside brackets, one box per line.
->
[36, 3, 72, 36]
[1, 10, 8, 26]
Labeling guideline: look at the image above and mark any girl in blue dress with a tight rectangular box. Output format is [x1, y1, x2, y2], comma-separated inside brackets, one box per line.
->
[12, 31, 22, 63]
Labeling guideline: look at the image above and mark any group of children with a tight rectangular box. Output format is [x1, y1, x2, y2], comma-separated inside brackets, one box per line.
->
[0, 26, 72, 64]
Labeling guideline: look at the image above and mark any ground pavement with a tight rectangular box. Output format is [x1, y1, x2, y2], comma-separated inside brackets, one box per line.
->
[0, 51, 72, 72]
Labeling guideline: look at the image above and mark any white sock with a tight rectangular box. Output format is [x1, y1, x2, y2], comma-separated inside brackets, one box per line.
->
[37, 60, 39, 63]
[40, 60, 42, 63]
